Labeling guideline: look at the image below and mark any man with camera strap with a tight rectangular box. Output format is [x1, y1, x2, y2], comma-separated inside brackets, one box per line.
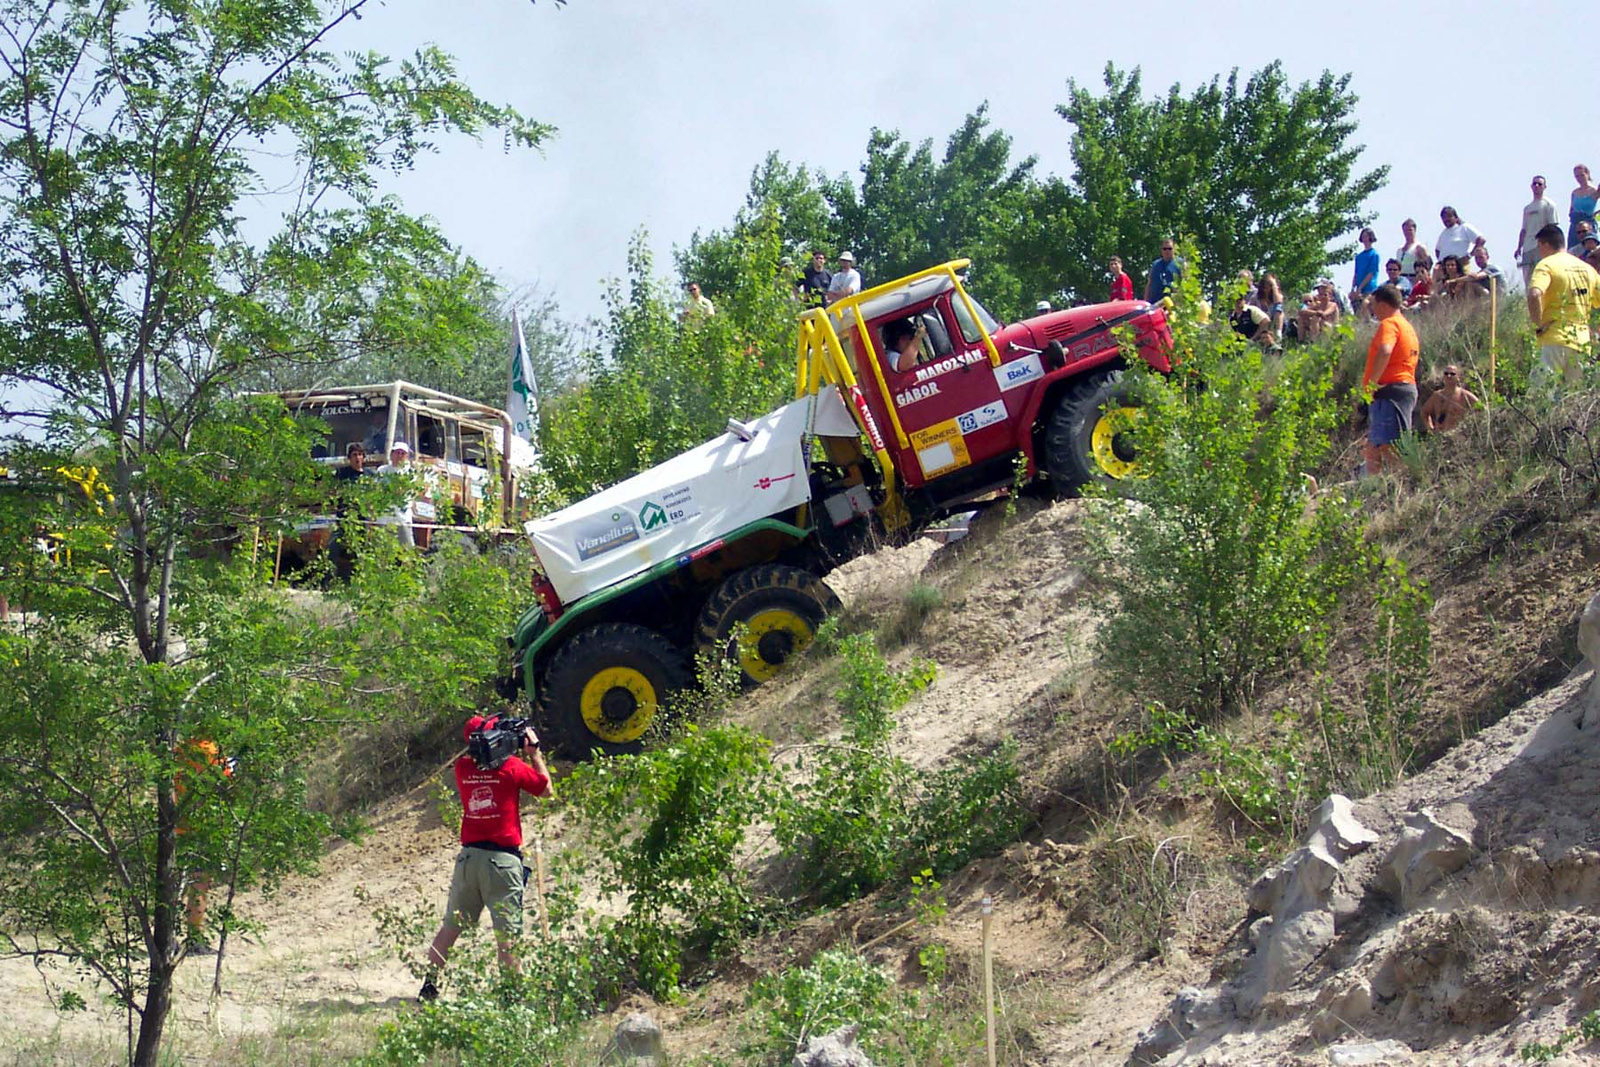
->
[419, 710, 551, 1001]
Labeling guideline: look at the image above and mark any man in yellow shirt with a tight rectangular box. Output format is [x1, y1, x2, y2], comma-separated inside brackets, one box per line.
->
[1527, 224, 1600, 391]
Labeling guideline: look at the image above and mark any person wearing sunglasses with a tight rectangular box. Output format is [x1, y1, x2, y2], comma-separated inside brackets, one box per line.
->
[1419, 365, 1480, 432]
[1145, 239, 1181, 303]
[1517, 176, 1559, 288]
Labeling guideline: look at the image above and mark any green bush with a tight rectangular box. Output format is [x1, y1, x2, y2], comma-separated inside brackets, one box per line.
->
[741, 947, 962, 1066]
[777, 632, 1025, 904]
[1087, 277, 1368, 718]
[562, 722, 781, 999]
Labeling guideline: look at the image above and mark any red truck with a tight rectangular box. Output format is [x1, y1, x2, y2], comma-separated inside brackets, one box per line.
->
[509, 259, 1173, 756]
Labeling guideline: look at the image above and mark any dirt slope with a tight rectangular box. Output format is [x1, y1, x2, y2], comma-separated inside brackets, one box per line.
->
[2, 495, 1597, 1067]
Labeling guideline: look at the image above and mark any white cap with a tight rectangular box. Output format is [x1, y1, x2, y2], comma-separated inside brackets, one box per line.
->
[838, 251, 855, 263]
[1036, 300, 1052, 312]
[389, 440, 411, 455]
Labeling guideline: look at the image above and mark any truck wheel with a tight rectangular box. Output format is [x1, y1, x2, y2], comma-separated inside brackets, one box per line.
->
[694, 564, 841, 688]
[1043, 370, 1142, 492]
[537, 623, 690, 759]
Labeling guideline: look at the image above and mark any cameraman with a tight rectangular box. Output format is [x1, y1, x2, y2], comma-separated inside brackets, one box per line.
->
[419, 711, 551, 1001]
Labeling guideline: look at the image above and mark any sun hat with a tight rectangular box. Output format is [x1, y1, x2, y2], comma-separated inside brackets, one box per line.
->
[838, 251, 855, 263]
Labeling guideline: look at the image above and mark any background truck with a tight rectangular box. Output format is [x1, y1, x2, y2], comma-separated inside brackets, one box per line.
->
[271, 382, 538, 566]
[509, 260, 1172, 757]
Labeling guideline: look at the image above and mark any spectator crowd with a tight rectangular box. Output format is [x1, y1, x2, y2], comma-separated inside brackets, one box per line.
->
[681, 166, 1597, 486]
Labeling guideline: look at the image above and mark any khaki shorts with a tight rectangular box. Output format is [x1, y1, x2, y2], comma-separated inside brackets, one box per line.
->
[1538, 344, 1586, 389]
[443, 847, 524, 935]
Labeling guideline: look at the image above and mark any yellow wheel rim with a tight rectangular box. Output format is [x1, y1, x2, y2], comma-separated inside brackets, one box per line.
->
[1090, 405, 1143, 480]
[736, 608, 815, 683]
[579, 666, 658, 743]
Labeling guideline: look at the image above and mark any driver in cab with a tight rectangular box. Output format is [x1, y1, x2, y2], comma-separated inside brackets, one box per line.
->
[883, 317, 928, 373]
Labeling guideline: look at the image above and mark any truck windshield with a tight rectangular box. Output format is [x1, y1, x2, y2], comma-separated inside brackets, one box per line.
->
[951, 292, 1000, 345]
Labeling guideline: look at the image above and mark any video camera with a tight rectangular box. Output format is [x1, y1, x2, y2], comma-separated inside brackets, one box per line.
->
[466, 716, 538, 771]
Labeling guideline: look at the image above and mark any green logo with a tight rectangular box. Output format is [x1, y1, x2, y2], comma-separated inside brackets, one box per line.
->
[638, 501, 668, 531]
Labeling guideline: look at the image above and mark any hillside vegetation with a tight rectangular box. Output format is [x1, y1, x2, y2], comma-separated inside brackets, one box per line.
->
[6, 280, 1597, 1067]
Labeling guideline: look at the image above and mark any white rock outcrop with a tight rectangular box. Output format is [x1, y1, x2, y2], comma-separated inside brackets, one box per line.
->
[792, 1024, 874, 1067]
[1379, 809, 1473, 908]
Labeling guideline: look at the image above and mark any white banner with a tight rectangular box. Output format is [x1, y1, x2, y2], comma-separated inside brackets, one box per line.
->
[506, 309, 539, 445]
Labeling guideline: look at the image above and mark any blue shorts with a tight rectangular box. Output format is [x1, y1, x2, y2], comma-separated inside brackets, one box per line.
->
[1368, 383, 1417, 447]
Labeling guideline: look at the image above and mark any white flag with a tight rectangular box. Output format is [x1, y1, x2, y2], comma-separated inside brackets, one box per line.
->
[506, 309, 539, 444]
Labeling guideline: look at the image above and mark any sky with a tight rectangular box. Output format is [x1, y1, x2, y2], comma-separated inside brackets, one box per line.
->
[339, 0, 1600, 323]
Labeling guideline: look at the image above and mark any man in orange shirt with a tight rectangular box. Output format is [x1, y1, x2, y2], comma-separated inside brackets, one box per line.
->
[1361, 285, 1420, 477]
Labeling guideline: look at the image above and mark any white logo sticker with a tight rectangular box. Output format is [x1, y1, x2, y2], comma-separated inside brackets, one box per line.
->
[993, 354, 1043, 392]
[894, 381, 941, 407]
[956, 400, 1006, 435]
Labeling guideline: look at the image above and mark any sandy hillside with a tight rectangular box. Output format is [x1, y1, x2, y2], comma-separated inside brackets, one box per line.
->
[2, 496, 1597, 1067]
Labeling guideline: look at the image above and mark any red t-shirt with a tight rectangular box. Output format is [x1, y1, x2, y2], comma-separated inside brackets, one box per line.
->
[455, 755, 549, 849]
[1110, 273, 1135, 301]
[1404, 274, 1431, 306]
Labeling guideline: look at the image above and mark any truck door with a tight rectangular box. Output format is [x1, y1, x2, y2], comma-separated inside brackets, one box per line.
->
[875, 296, 1009, 487]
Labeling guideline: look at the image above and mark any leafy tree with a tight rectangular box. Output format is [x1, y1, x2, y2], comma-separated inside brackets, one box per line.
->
[0, 1, 547, 1062]
[263, 277, 580, 412]
[823, 105, 1048, 318]
[677, 152, 839, 298]
[1052, 63, 1387, 301]
[536, 223, 797, 503]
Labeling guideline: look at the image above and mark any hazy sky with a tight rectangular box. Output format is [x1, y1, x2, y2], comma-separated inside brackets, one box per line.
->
[345, 0, 1600, 321]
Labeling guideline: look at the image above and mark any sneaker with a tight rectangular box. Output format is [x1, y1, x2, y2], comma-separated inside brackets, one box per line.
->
[418, 978, 439, 1002]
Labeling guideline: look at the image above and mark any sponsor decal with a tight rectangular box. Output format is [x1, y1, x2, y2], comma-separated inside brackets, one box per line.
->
[467, 786, 496, 816]
[310, 397, 386, 416]
[848, 386, 887, 452]
[994, 353, 1044, 392]
[956, 399, 1007, 436]
[639, 501, 668, 531]
[574, 509, 639, 560]
[753, 473, 796, 490]
[637, 485, 699, 532]
[910, 419, 971, 478]
[894, 380, 940, 407]
[911, 349, 987, 384]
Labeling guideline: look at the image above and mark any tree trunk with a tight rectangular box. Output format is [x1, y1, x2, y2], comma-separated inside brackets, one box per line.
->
[132, 959, 175, 1067]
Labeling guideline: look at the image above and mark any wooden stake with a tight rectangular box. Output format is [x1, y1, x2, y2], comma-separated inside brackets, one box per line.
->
[982, 895, 996, 1067]
[533, 838, 550, 940]
[1488, 276, 1498, 395]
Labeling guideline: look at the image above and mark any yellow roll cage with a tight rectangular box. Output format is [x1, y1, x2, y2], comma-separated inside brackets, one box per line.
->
[792, 259, 1001, 534]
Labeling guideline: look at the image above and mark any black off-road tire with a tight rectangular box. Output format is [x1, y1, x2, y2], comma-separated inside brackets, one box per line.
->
[693, 564, 841, 688]
[1042, 370, 1139, 493]
[536, 623, 691, 759]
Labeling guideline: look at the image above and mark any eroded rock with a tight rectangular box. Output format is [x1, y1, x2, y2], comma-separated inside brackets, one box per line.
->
[1249, 795, 1376, 920]
[1311, 977, 1374, 1042]
[1381, 810, 1474, 908]
[1580, 592, 1600, 729]
[1262, 909, 1335, 992]
[611, 1011, 663, 1062]
[1124, 986, 1238, 1065]
[792, 1024, 874, 1067]
[1326, 1038, 1414, 1064]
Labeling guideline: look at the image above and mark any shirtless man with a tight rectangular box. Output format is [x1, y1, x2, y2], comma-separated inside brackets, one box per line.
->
[1417, 365, 1480, 432]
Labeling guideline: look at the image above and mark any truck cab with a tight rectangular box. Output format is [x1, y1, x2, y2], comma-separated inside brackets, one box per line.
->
[823, 261, 1172, 510]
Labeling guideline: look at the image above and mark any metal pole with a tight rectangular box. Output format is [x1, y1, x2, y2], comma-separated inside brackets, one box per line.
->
[982, 895, 996, 1067]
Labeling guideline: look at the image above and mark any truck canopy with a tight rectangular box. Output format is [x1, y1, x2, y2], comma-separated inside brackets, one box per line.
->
[528, 385, 858, 604]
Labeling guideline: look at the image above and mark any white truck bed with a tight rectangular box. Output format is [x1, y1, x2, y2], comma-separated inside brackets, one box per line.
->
[528, 387, 858, 604]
